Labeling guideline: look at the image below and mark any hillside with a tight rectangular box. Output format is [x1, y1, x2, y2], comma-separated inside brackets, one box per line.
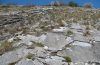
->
[0, 6, 100, 65]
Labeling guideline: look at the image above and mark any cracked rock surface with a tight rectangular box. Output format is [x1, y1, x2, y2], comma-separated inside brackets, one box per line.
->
[0, 6, 100, 65]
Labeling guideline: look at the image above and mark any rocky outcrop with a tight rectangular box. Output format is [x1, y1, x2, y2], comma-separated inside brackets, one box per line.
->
[0, 6, 100, 65]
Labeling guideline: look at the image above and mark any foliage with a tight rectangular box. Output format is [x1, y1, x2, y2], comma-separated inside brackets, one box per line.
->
[67, 30, 74, 36]
[64, 56, 72, 63]
[67, 1, 79, 7]
[32, 41, 44, 47]
[26, 53, 34, 59]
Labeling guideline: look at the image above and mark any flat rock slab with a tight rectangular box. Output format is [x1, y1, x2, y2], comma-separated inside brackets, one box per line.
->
[57, 45, 95, 62]
[45, 58, 68, 65]
[15, 59, 44, 65]
[15, 59, 35, 65]
[32, 47, 48, 58]
[73, 33, 92, 42]
[0, 47, 34, 65]
[93, 43, 100, 62]
[17, 34, 46, 46]
[71, 23, 82, 30]
[45, 32, 68, 51]
[72, 41, 92, 47]
[0, 51, 19, 65]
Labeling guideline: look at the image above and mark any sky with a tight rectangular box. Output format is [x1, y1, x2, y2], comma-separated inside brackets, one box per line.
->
[0, 0, 100, 8]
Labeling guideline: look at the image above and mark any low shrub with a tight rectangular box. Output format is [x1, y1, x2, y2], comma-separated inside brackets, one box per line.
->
[0, 40, 14, 55]
[67, 30, 74, 36]
[64, 56, 72, 65]
[67, 1, 79, 7]
[26, 53, 34, 59]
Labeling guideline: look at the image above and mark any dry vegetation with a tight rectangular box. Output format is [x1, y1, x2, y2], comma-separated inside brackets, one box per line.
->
[0, 40, 14, 55]
[0, 5, 100, 36]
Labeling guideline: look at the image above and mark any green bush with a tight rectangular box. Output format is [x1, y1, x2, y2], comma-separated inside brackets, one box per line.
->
[26, 53, 34, 59]
[67, 1, 79, 7]
[67, 30, 74, 36]
[64, 56, 72, 65]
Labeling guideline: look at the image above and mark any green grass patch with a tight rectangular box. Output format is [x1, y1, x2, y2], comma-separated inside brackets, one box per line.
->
[67, 30, 74, 36]
[26, 53, 34, 59]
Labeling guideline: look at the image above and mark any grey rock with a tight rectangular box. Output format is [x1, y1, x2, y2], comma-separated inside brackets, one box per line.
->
[93, 43, 100, 62]
[73, 32, 92, 42]
[0, 47, 34, 65]
[15, 58, 44, 65]
[57, 46, 95, 63]
[71, 23, 82, 30]
[33, 47, 48, 58]
[45, 32, 68, 51]
[51, 56, 65, 61]
[45, 58, 68, 65]
[0, 51, 19, 65]
[17, 34, 46, 46]
[15, 59, 34, 65]
[33, 59, 44, 65]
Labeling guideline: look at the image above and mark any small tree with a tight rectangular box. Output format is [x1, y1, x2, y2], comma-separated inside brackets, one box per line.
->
[67, 1, 79, 7]
[64, 56, 72, 65]
[84, 3, 92, 8]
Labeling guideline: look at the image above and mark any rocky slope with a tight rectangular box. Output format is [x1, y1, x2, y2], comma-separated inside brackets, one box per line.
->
[0, 6, 100, 65]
